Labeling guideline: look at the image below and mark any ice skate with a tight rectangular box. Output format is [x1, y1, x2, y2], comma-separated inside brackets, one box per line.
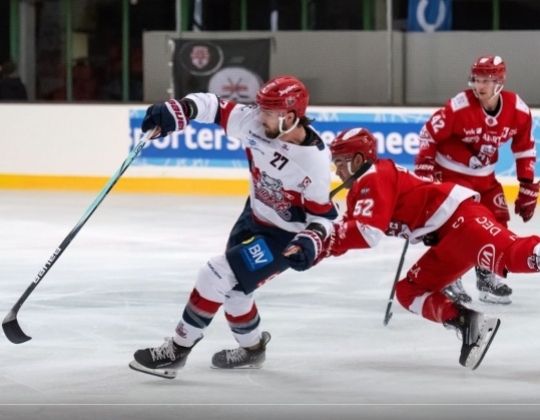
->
[476, 267, 512, 305]
[211, 331, 271, 369]
[129, 337, 196, 379]
[445, 305, 500, 370]
[443, 278, 472, 303]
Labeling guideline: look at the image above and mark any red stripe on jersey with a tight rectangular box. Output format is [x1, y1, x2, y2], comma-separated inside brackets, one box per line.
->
[225, 304, 259, 323]
[217, 99, 236, 131]
[304, 197, 335, 215]
[189, 288, 221, 313]
[282, 189, 334, 216]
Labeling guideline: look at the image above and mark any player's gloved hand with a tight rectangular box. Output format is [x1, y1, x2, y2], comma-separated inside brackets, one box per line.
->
[414, 159, 436, 182]
[514, 181, 540, 222]
[323, 222, 347, 258]
[141, 99, 190, 138]
[283, 223, 326, 271]
[469, 154, 490, 169]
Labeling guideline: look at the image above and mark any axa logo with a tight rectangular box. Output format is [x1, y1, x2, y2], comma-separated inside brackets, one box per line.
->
[477, 244, 496, 272]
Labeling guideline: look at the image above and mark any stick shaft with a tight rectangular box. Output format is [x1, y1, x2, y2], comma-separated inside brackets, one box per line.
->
[3, 131, 153, 333]
[383, 239, 409, 326]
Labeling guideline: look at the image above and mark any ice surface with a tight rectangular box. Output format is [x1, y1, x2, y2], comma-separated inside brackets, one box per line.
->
[1, 191, 540, 420]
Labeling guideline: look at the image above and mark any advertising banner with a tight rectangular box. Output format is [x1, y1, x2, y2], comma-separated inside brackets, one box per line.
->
[129, 107, 540, 177]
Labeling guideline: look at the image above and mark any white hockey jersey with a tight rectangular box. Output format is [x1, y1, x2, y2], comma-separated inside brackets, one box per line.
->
[185, 93, 337, 235]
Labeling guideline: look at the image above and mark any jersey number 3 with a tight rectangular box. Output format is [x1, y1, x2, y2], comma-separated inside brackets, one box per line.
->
[353, 198, 374, 217]
[270, 152, 289, 170]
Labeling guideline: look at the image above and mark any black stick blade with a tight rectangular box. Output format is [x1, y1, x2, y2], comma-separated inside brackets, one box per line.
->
[383, 312, 393, 326]
[2, 310, 31, 344]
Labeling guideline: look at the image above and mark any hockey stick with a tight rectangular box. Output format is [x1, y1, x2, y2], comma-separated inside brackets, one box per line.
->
[2, 128, 158, 344]
[383, 239, 409, 326]
[329, 161, 371, 199]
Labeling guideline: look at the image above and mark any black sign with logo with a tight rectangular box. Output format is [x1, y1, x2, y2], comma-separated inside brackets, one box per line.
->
[173, 38, 271, 104]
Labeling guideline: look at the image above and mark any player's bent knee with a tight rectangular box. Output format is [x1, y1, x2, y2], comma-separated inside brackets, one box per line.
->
[395, 278, 417, 310]
[195, 254, 238, 302]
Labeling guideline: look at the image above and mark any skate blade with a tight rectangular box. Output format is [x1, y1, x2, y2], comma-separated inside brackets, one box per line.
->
[210, 363, 263, 370]
[478, 292, 511, 305]
[129, 360, 177, 379]
[465, 318, 501, 370]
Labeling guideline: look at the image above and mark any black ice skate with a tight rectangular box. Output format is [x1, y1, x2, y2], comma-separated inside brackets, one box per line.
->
[476, 267, 512, 305]
[129, 337, 197, 379]
[211, 331, 271, 369]
[445, 305, 500, 370]
[443, 278, 472, 303]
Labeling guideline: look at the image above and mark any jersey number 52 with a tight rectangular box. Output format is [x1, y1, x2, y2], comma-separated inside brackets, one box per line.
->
[353, 198, 374, 217]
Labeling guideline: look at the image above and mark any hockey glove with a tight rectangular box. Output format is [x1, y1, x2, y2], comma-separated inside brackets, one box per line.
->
[323, 222, 348, 258]
[141, 99, 190, 138]
[514, 181, 540, 222]
[283, 223, 326, 271]
[414, 158, 436, 182]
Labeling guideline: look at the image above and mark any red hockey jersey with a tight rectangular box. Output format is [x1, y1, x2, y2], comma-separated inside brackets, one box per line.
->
[416, 89, 536, 182]
[329, 159, 478, 254]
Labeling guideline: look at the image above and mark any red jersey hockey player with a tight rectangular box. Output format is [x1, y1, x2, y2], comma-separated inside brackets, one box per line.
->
[415, 55, 538, 305]
[324, 127, 540, 369]
[128, 75, 337, 379]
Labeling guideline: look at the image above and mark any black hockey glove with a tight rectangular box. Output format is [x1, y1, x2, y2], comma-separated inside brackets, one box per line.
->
[283, 223, 326, 271]
[141, 99, 190, 138]
[422, 231, 439, 246]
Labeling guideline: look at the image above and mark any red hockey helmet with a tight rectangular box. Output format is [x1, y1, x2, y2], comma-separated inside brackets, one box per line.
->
[470, 55, 506, 84]
[330, 128, 378, 162]
[256, 75, 309, 117]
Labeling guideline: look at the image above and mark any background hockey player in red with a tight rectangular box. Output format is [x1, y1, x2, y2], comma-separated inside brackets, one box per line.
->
[414, 55, 538, 304]
[323, 127, 540, 369]
[128, 75, 337, 379]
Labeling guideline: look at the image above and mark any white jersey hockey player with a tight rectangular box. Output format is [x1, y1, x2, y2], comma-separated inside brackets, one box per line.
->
[129, 75, 338, 379]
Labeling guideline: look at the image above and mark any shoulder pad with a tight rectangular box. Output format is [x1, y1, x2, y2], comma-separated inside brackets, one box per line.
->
[450, 92, 470, 112]
[514, 94, 530, 114]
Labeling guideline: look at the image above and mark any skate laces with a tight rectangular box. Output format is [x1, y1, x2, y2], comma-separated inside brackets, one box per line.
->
[149, 338, 177, 362]
[225, 348, 249, 364]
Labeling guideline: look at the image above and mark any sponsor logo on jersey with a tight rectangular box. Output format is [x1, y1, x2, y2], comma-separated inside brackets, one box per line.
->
[253, 170, 293, 220]
[485, 116, 498, 127]
[475, 216, 501, 236]
[297, 176, 312, 190]
[450, 92, 470, 111]
[240, 238, 274, 271]
[493, 193, 508, 210]
[477, 244, 496, 272]
[462, 128, 480, 143]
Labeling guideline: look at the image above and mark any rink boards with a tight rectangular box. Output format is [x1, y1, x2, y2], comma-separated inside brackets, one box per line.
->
[1, 104, 539, 199]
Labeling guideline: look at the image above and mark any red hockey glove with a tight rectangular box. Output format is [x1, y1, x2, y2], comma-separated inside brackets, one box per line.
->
[322, 223, 348, 258]
[142, 99, 190, 138]
[414, 159, 436, 182]
[514, 181, 540, 222]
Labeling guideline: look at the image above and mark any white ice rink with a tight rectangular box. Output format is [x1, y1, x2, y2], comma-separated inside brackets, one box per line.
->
[2, 190, 540, 420]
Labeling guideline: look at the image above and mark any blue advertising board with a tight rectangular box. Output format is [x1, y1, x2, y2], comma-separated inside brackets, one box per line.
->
[129, 107, 540, 177]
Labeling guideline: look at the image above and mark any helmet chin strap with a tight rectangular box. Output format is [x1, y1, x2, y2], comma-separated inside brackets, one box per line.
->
[469, 80, 504, 101]
[278, 115, 300, 137]
[347, 160, 356, 176]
